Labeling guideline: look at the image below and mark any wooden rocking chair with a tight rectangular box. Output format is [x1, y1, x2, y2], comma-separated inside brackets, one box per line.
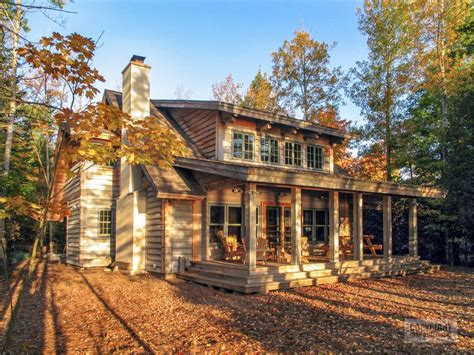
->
[363, 234, 383, 256]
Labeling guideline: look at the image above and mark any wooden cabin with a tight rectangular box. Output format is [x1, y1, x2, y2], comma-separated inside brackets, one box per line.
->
[59, 55, 446, 293]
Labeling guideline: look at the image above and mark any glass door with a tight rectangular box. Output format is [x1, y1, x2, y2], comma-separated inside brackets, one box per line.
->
[265, 206, 281, 249]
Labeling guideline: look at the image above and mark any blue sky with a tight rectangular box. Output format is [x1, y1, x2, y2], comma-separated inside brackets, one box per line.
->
[29, 0, 367, 124]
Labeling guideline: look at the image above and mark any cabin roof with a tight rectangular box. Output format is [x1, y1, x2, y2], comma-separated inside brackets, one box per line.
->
[103, 89, 352, 140]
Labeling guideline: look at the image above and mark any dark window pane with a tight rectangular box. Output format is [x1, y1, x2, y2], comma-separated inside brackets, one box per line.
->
[303, 226, 313, 238]
[284, 208, 291, 226]
[316, 226, 326, 242]
[315, 210, 326, 225]
[210, 206, 225, 224]
[228, 206, 242, 224]
[210, 225, 225, 243]
[303, 210, 313, 225]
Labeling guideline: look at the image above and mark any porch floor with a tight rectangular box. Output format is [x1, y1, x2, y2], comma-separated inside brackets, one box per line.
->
[178, 256, 441, 294]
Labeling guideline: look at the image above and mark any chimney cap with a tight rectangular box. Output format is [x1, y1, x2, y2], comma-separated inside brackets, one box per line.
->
[131, 55, 146, 63]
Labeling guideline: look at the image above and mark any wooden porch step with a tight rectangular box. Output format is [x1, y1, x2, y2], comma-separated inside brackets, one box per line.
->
[178, 258, 438, 294]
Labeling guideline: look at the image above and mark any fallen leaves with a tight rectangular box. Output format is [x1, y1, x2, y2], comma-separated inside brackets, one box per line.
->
[3, 261, 473, 353]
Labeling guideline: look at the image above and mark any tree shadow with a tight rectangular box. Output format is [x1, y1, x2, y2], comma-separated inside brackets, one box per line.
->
[77, 271, 153, 353]
[169, 279, 461, 353]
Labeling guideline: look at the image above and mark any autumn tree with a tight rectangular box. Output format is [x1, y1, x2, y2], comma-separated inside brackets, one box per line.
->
[12, 32, 186, 261]
[347, 0, 417, 182]
[271, 30, 345, 121]
[241, 69, 277, 112]
[211, 73, 243, 104]
[413, 0, 470, 132]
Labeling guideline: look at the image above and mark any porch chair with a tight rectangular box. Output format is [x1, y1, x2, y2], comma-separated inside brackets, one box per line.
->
[301, 236, 310, 263]
[363, 234, 383, 256]
[241, 237, 271, 265]
[221, 235, 239, 261]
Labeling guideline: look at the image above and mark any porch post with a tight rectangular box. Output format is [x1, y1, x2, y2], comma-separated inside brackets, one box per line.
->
[291, 187, 302, 265]
[383, 195, 392, 260]
[409, 198, 418, 258]
[245, 182, 257, 269]
[353, 193, 364, 261]
[329, 191, 339, 263]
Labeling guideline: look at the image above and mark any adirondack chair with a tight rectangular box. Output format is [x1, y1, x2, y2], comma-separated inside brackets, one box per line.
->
[241, 237, 271, 265]
[221, 235, 239, 260]
[301, 236, 310, 263]
[339, 235, 353, 257]
[363, 234, 383, 256]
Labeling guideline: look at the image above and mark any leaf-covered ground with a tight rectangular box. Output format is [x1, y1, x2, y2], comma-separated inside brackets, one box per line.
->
[2, 261, 473, 353]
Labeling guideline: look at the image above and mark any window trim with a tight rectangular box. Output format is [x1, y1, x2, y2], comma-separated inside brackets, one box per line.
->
[284, 141, 303, 167]
[98, 209, 112, 236]
[260, 136, 280, 164]
[307, 144, 324, 170]
[208, 204, 244, 243]
[231, 130, 255, 161]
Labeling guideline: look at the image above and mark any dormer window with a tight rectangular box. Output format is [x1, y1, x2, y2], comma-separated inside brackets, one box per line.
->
[232, 131, 254, 160]
[307, 145, 323, 170]
[260, 137, 279, 164]
[284, 142, 302, 167]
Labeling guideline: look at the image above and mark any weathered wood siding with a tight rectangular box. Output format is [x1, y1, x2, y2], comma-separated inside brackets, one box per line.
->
[80, 164, 115, 267]
[145, 187, 163, 273]
[169, 109, 217, 159]
[220, 118, 333, 173]
[66, 198, 80, 266]
[165, 200, 193, 273]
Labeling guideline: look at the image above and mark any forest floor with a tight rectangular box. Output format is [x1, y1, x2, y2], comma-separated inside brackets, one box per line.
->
[1, 260, 473, 353]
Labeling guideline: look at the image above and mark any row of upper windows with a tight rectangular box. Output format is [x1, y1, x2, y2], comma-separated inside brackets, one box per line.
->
[231, 131, 324, 170]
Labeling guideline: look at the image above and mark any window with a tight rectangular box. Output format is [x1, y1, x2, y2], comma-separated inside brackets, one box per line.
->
[98, 210, 112, 235]
[232, 131, 254, 160]
[303, 209, 329, 243]
[209, 205, 244, 243]
[260, 137, 279, 164]
[307, 145, 323, 170]
[284, 142, 302, 167]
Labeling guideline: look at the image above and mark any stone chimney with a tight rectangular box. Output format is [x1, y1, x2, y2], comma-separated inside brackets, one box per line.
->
[122, 55, 151, 120]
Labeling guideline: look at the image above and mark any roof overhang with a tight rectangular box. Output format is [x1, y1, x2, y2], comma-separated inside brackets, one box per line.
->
[174, 157, 447, 199]
[153, 99, 353, 141]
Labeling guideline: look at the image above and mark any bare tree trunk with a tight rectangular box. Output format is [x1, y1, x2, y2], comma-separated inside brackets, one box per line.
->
[1, 0, 21, 176]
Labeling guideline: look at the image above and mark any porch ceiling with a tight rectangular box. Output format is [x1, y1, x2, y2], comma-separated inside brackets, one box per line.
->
[173, 157, 447, 199]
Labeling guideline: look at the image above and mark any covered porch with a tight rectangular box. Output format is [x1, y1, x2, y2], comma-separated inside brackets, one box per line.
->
[174, 158, 444, 293]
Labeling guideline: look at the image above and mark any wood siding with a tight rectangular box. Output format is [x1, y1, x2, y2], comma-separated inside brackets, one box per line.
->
[221, 122, 333, 173]
[80, 164, 115, 267]
[165, 200, 193, 273]
[169, 109, 217, 159]
[66, 198, 80, 266]
[145, 187, 163, 273]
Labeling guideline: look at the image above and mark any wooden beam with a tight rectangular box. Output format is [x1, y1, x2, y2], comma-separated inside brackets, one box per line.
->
[202, 177, 244, 192]
[353, 193, 363, 261]
[174, 157, 447, 198]
[245, 183, 257, 269]
[220, 111, 237, 125]
[156, 192, 206, 200]
[256, 121, 272, 131]
[409, 198, 418, 257]
[383, 195, 392, 260]
[329, 191, 339, 263]
[291, 187, 302, 265]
